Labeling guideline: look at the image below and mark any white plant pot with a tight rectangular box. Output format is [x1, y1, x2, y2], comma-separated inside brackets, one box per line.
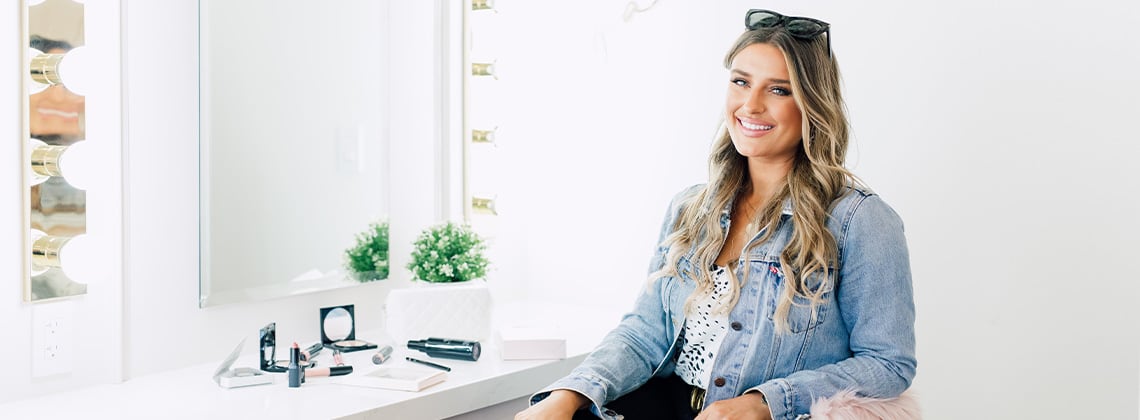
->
[385, 280, 492, 343]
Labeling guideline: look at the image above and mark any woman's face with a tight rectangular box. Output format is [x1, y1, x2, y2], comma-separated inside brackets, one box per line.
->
[724, 43, 802, 164]
[28, 48, 85, 138]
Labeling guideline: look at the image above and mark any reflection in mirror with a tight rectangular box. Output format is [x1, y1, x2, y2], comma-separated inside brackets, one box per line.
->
[199, 0, 390, 307]
[323, 307, 353, 342]
[25, 0, 87, 301]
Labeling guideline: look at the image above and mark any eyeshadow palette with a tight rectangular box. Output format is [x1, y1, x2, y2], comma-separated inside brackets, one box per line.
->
[320, 304, 377, 352]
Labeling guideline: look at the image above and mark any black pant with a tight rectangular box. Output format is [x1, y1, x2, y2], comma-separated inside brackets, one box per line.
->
[573, 375, 699, 420]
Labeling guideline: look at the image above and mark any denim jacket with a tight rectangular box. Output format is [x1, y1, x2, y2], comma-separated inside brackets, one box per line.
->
[532, 184, 916, 420]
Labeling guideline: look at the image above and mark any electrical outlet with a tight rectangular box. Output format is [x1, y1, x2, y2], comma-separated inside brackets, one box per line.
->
[336, 125, 364, 174]
[32, 302, 74, 377]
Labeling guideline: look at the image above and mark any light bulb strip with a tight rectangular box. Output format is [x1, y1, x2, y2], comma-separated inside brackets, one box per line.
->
[30, 144, 67, 177]
[29, 53, 65, 85]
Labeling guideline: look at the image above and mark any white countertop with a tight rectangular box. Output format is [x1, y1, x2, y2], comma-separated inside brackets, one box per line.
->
[2, 302, 624, 420]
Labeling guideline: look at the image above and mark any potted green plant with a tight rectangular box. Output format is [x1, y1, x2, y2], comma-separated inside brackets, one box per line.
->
[344, 220, 390, 282]
[407, 221, 489, 283]
[386, 221, 493, 342]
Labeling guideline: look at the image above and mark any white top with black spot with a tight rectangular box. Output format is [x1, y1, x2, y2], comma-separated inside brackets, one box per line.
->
[674, 265, 731, 389]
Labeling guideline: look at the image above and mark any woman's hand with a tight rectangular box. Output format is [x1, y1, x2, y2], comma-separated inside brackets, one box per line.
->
[696, 392, 773, 420]
[514, 390, 590, 420]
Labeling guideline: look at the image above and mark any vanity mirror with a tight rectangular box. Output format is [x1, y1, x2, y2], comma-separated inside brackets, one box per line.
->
[198, 1, 391, 307]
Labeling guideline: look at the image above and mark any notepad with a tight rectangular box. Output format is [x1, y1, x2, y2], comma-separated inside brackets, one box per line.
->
[340, 367, 447, 392]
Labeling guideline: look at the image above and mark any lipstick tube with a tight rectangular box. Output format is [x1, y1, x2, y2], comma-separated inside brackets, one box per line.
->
[287, 343, 302, 388]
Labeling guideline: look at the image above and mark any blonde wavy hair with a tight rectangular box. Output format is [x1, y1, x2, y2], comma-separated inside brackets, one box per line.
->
[650, 26, 855, 334]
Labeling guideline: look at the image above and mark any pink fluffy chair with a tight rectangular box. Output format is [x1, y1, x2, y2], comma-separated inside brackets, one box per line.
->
[806, 389, 921, 420]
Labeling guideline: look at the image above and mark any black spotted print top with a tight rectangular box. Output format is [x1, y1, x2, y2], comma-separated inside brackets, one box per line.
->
[673, 265, 731, 389]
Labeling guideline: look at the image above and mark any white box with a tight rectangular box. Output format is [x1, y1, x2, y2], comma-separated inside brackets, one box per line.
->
[386, 281, 492, 343]
[496, 327, 567, 360]
[340, 367, 447, 392]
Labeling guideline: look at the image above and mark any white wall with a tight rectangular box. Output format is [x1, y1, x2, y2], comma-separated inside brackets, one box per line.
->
[478, 0, 1140, 419]
[3, 0, 1138, 418]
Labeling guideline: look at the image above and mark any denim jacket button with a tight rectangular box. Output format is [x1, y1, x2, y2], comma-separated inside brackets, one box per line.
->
[714, 377, 726, 387]
[730, 321, 742, 331]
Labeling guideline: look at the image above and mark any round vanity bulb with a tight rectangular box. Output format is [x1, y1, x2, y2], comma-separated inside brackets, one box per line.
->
[28, 138, 52, 186]
[59, 140, 96, 190]
[29, 229, 50, 276]
[60, 234, 100, 281]
[27, 48, 49, 94]
[57, 46, 91, 96]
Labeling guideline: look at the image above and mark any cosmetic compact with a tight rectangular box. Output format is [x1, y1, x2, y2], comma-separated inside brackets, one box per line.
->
[214, 338, 272, 389]
[259, 322, 318, 373]
[320, 304, 377, 353]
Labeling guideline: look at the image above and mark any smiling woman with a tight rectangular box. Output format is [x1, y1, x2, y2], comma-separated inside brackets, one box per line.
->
[517, 9, 915, 420]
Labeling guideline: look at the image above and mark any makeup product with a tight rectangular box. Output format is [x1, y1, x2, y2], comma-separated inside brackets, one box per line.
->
[213, 338, 273, 389]
[275, 359, 316, 370]
[406, 356, 452, 372]
[301, 342, 323, 361]
[260, 323, 286, 373]
[332, 348, 344, 366]
[260, 322, 318, 372]
[371, 345, 394, 365]
[304, 366, 354, 378]
[320, 305, 378, 353]
[287, 343, 302, 388]
[407, 337, 481, 361]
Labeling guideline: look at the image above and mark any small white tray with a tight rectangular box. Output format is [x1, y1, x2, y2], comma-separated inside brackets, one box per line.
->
[339, 367, 447, 392]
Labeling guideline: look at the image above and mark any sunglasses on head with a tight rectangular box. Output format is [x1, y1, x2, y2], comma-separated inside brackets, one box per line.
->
[744, 9, 831, 57]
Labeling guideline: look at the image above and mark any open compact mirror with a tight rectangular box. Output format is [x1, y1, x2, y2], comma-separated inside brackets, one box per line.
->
[320, 305, 376, 352]
[258, 322, 316, 373]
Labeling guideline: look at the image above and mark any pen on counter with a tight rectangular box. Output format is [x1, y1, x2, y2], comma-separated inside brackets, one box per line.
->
[406, 356, 451, 372]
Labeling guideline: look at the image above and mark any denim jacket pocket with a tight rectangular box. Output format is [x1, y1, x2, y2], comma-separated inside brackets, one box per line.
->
[761, 262, 832, 333]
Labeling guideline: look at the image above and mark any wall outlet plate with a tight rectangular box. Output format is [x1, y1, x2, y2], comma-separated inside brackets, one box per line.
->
[32, 301, 74, 377]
